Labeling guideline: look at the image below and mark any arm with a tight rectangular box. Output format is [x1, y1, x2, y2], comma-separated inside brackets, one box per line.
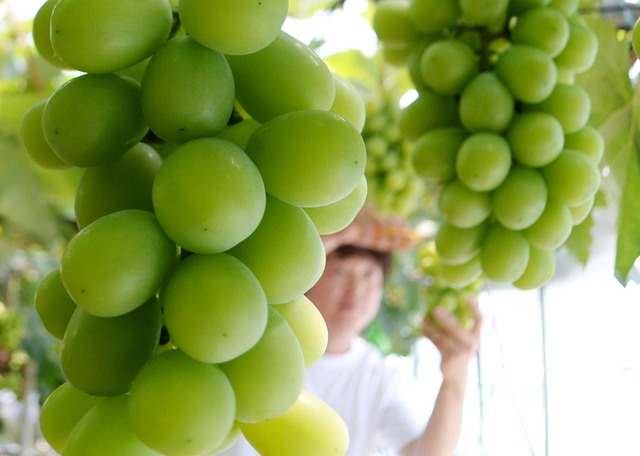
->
[400, 301, 483, 456]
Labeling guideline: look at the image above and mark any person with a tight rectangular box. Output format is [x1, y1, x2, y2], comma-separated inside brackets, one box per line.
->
[221, 207, 483, 456]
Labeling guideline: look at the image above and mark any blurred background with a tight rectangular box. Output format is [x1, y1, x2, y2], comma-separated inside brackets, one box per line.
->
[2, 0, 640, 455]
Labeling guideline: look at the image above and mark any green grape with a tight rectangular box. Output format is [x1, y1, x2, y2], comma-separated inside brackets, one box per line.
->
[178, 0, 288, 55]
[229, 196, 326, 304]
[304, 176, 368, 235]
[407, 38, 441, 91]
[61, 209, 176, 317]
[438, 179, 491, 228]
[512, 246, 556, 290]
[526, 83, 591, 134]
[495, 44, 558, 103]
[240, 390, 349, 456]
[492, 165, 548, 230]
[216, 117, 261, 150]
[32, 0, 70, 68]
[511, 7, 569, 57]
[554, 21, 598, 73]
[152, 137, 265, 254]
[34, 267, 77, 340]
[437, 255, 483, 288]
[420, 39, 479, 96]
[541, 149, 601, 207]
[161, 253, 268, 363]
[509, 0, 551, 15]
[244, 109, 365, 208]
[480, 224, 531, 283]
[412, 126, 467, 183]
[39, 382, 103, 454]
[397, 89, 459, 141]
[42, 73, 148, 167]
[506, 111, 564, 167]
[564, 126, 605, 164]
[456, 132, 512, 192]
[548, 0, 579, 17]
[141, 36, 235, 143]
[74, 142, 162, 230]
[128, 349, 236, 456]
[409, 0, 460, 34]
[273, 295, 329, 368]
[329, 73, 366, 133]
[458, 72, 514, 133]
[435, 221, 487, 266]
[50, 0, 172, 73]
[524, 199, 573, 250]
[19, 99, 71, 170]
[372, 0, 419, 45]
[570, 195, 595, 225]
[459, 0, 508, 28]
[64, 395, 161, 456]
[226, 31, 336, 123]
[219, 308, 305, 423]
[61, 297, 162, 396]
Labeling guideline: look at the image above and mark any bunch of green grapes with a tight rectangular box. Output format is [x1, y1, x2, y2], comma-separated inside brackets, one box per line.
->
[362, 92, 427, 218]
[21, 1, 361, 455]
[373, 0, 602, 290]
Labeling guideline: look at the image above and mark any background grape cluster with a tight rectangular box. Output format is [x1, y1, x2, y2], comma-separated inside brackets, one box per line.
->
[373, 0, 603, 291]
[19, 0, 367, 454]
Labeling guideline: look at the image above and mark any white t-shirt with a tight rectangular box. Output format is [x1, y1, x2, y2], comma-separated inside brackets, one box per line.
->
[218, 337, 432, 456]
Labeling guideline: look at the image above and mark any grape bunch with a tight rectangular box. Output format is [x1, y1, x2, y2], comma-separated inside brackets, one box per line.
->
[373, 0, 603, 290]
[21, 0, 364, 454]
[362, 90, 427, 218]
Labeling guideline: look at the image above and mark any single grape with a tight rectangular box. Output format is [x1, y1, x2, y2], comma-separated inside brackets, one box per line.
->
[524, 199, 573, 250]
[541, 149, 601, 207]
[456, 132, 512, 192]
[240, 390, 349, 456]
[554, 21, 598, 74]
[397, 89, 459, 141]
[372, 0, 419, 45]
[161, 253, 268, 363]
[60, 209, 177, 317]
[330, 73, 367, 133]
[438, 179, 491, 229]
[458, 72, 514, 133]
[480, 224, 531, 284]
[244, 109, 366, 208]
[495, 44, 558, 103]
[525, 83, 591, 134]
[492, 165, 548, 230]
[141, 36, 235, 144]
[435, 221, 487, 266]
[412, 126, 467, 183]
[511, 7, 569, 57]
[50, 0, 172, 73]
[32, 0, 71, 68]
[128, 349, 236, 456]
[420, 39, 479, 95]
[178, 0, 288, 55]
[61, 297, 162, 396]
[226, 31, 336, 123]
[151, 137, 266, 254]
[42, 73, 148, 167]
[506, 111, 564, 167]
[564, 126, 605, 164]
[408, 0, 460, 34]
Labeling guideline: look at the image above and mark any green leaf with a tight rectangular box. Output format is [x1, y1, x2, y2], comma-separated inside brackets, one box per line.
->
[615, 135, 640, 284]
